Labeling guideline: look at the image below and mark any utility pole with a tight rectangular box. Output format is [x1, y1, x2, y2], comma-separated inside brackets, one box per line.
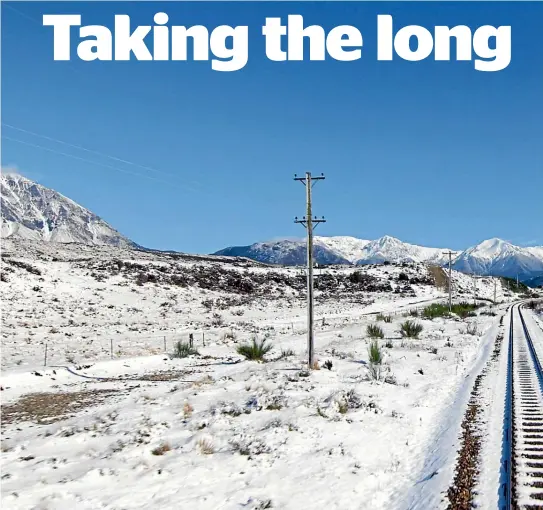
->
[443, 251, 454, 312]
[294, 172, 326, 369]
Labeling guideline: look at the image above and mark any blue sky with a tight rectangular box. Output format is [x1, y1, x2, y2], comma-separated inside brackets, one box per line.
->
[2, 1, 542, 253]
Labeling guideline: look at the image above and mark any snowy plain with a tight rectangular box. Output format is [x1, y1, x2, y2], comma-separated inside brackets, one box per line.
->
[0, 239, 524, 509]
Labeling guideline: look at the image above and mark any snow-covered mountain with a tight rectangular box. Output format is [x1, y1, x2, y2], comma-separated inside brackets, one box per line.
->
[315, 236, 371, 263]
[213, 238, 353, 266]
[214, 235, 458, 267]
[3, 173, 541, 282]
[213, 235, 543, 283]
[452, 238, 543, 281]
[354, 235, 460, 266]
[1, 173, 136, 247]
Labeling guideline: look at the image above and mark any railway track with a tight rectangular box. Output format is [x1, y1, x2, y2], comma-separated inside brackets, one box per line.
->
[505, 303, 543, 509]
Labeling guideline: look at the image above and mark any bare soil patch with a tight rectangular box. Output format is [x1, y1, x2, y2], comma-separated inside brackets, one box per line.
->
[2, 389, 119, 425]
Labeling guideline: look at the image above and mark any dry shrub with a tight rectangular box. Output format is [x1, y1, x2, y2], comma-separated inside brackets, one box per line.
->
[197, 438, 214, 455]
[151, 442, 171, 456]
[183, 402, 193, 418]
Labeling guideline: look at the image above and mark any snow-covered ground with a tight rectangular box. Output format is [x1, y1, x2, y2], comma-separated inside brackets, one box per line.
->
[0, 239, 526, 509]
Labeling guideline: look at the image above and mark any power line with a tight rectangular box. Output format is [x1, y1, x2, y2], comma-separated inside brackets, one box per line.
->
[2, 135, 185, 189]
[294, 172, 326, 369]
[3, 123, 178, 180]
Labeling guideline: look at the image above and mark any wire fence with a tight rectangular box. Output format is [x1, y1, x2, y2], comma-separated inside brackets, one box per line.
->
[4, 297, 497, 371]
[2, 330, 212, 371]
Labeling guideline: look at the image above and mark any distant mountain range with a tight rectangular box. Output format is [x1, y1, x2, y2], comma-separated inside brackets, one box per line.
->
[2, 173, 542, 286]
[1, 173, 136, 248]
[214, 237, 543, 284]
[214, 236, 459, 267]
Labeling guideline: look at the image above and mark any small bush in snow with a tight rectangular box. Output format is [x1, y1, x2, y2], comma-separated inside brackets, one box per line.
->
[368, 340, 383, 380]
[368, 340, 383, 364]
[462, 323, 479, 336]
[211, 313, 224, 326]
[151, 442, 171, 456]
[172, 341, 199, 358]
[230, 436, 270, 456]
[197, 438, 214, 455]
[400, 321, 423, 339]
[366, 324, 384, 339]
[183, 402, 193, 418]
[423, 303, 450, 319]
[278, 348, 295, 359]
[237, 338, 273, 361]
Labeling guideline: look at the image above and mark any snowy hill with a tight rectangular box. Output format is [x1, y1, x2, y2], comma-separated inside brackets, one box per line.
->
[213, 238, 352, 265]
[354, 235, 460, 266]
[1, 173, 136, 248]
[453, 238, 543, 281]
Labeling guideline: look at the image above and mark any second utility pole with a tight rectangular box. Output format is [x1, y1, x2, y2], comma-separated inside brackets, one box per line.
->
[294, 172, 325, 369]
[443, 250, 454, 312]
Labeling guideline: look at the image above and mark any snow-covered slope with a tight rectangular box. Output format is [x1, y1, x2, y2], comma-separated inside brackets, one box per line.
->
[1, 236, 520, 510]
[214, 235, 543, 282]
[213, 235, 452, 267]
[453, 238, 543, 281]
[1, 173, 136, 247]
[213, 238, 352, 266]
[355, 236, 460, 266]
[314, 235, 371, 263]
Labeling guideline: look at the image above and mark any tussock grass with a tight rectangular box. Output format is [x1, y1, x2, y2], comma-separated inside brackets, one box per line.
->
[237, 338, 273, 361]
[423, 302, 479, 319]
[278, 348, 295, 359]
[197, 438, 214, 455]
[400, 320, 423, 339]
[368, 340, 383, 365]
[368, 340, 383, 380]
[376, 313, 392, 323]
[173, 341, 199, 358]
[462, 323, 479, 336]
[366, 324, 385, 339]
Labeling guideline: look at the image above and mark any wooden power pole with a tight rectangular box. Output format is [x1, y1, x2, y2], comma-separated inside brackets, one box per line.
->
[294, 172, 325, 369]
[443, 250, 454, 312]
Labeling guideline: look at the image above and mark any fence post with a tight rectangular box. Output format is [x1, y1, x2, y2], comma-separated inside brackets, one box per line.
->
[202, 332, 205, 347]
[164, 336, 167, 352]
[44, 343, 48, 366]
[110, 339, 113, 359]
